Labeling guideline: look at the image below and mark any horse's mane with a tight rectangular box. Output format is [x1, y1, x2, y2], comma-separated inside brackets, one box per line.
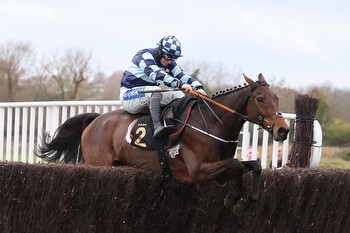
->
[211, 83, 249, 100]
[210, 80, 269, 100]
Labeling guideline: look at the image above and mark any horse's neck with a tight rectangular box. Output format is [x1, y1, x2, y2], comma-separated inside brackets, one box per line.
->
[215, 89, 248, 126]
[195, 88, 249, 139]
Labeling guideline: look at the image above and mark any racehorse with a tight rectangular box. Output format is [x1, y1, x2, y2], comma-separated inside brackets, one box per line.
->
[37, 73, 289, 215]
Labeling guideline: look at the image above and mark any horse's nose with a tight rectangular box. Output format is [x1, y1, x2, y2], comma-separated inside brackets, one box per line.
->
[277, 127, 289, 140]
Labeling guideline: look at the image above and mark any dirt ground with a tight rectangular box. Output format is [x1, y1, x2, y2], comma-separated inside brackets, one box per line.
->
[0, 162, 349, 233]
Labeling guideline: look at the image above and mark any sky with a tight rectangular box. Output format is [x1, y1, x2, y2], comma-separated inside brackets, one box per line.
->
[1, 0, 350, 90]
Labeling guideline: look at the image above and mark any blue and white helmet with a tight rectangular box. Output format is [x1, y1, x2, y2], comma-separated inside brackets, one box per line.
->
[157, 35, 183, 58]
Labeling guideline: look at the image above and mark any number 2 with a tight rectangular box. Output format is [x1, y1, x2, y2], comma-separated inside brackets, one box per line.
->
[134, 127, 146, 148]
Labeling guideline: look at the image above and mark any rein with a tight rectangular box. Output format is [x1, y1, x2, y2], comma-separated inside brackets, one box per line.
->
[178, 89, 247, 144]
[187, 83, 283, 133]
[188, 89, 246, 118]
[187, 88, 255, 125]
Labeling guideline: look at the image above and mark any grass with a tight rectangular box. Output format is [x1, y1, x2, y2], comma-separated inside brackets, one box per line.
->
[318, 146, 350, 169]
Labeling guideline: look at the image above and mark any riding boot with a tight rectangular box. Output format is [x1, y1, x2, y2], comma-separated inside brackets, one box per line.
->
[150, 93, 168, 139]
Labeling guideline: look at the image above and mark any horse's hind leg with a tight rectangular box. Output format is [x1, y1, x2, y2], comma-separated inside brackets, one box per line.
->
[233, 160, 262, 215]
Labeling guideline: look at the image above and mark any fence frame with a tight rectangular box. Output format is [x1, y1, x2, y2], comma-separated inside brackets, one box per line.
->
[0, 101, 322, 168]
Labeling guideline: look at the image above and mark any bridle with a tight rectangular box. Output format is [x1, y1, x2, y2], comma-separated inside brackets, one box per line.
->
[175, 82, 283, 143]
[244, 83, 283, 133]
[187, 82, 283, 135]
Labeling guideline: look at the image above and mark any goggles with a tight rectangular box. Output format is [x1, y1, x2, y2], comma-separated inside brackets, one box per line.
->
[162, 54, 177, 61]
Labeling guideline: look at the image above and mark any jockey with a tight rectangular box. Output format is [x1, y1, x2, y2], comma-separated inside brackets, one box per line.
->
[120, 35, 207, 139]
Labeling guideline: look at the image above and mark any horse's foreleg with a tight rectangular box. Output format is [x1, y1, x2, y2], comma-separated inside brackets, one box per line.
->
[240, 160, 262, 200]
[190, 158, 245, 209]
[233, 160, 262, 215]
[193, 158, 244, 189]
[223, 171, 243, 209]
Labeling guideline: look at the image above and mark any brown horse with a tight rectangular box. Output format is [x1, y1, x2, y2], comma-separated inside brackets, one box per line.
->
[37, 73, 289, 215]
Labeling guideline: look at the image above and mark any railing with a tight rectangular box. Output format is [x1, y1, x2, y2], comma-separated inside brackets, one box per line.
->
[237, 113, 322, 169]
[0, 101, 322, 168]
[0, 101, 121, 164]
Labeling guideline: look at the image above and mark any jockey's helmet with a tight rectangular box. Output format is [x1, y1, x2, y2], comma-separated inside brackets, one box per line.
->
[157, 35, 183, 58]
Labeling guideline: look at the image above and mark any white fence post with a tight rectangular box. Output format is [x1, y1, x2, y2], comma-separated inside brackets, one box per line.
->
[28, 107, 36, 163]
[0, 108, 4, 161]
[6, 107, 13, 162]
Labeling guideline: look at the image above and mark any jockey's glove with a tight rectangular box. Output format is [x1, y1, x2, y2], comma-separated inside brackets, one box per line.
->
[171, 78, 183, 88]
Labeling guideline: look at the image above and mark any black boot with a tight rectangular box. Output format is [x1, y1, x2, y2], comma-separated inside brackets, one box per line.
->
[150, 93, 168, 139]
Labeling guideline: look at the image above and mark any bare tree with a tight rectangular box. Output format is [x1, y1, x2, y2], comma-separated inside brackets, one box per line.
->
[182, 60, 242, 95]
[24, 68, 55, 101]
[100, 70, 122, 100]
[43, 48, 94, 100]
[303, 85, 350, 124]
[271, 86, 297, 113]
[0, 40, 35, 101]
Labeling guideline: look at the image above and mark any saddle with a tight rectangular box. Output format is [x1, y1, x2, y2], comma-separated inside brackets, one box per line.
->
[126, 97, 198, 151]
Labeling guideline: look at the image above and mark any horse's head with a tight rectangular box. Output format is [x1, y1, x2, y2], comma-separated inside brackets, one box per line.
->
[244, 73, 289, 141]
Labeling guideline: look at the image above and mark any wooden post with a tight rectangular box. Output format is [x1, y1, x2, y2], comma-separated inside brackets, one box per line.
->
[288, 94, 319, 168]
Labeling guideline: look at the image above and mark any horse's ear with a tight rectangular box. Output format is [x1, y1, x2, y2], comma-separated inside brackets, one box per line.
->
[243, 73, 257, 88]
[258, 73, 269, 85]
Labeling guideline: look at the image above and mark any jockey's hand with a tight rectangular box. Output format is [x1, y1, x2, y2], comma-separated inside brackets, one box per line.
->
[181, 83, 193, 92]
[196, 89, 207, 96]
[181, 84, 207, 96]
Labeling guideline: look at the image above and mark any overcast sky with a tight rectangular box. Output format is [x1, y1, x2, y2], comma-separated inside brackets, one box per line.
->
[1, 0, 349, 90]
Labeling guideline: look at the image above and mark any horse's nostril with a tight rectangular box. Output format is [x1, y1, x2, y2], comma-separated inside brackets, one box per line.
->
[277, 127, 289, 139]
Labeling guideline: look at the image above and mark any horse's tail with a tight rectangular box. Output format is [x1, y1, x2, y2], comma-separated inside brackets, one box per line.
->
[36, 113, 101, 164]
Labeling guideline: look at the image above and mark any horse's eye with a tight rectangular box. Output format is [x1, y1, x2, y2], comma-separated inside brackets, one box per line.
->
[256, 97, 263, 102]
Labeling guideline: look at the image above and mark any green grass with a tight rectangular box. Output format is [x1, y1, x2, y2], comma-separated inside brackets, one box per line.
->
[319, 158, 350, 169]
[318, 147, 350, 169]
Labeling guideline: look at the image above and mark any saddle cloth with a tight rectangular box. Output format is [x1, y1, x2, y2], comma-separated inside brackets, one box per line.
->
[125, 97, 198, 150]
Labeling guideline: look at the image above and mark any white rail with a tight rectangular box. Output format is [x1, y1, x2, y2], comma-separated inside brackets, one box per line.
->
[0, 101, 121, 164]
[0, 101, 322, 168]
